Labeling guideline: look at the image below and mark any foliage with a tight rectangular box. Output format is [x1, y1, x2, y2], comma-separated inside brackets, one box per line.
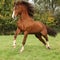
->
[0, 0, 60, 35]
[34, 0, 60, 28]
[0, 0, 16, 35]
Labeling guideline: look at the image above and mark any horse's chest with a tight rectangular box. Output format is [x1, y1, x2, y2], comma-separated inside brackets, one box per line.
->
[17, 22, 28, 31]
[18, 24, 25, 31]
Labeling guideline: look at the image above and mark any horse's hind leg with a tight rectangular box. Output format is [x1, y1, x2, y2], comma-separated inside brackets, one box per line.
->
[43, 35, 50, 49]
[13, 28, 20, 48]
[35, 33, 46, 46]
[41, 29, 50, 49]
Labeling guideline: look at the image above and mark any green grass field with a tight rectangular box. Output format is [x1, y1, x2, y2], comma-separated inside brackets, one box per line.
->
[0, 33, 60, 60]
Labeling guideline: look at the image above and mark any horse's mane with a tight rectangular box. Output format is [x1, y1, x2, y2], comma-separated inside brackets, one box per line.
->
[14, 1, 34, 17]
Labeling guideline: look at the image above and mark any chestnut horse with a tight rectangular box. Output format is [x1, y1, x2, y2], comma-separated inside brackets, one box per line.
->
[12, 1, 57, 52]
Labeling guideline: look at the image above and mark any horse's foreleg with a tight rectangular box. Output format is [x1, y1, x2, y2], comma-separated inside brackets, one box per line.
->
[20, 31, 28, 52]
[13, 28, 20, 48]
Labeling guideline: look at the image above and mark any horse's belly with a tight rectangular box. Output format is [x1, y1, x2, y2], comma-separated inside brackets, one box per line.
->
[30, 28, 41, 33]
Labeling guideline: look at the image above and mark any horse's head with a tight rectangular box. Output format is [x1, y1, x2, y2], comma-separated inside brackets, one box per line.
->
[12, 1, 34, 19]
[12, 2, 23, 19]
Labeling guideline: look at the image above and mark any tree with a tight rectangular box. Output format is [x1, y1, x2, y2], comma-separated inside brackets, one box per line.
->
[0, 0, 60, 35]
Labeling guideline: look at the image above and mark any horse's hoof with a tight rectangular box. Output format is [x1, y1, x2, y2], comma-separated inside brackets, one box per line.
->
[20, 47, 24, 53]
[47, 47, 51, 49]
[20, 49, 24, 53]
[46, 45, 51, 49]
[14, 46, 16, 48]
[13, 45, 16, 48]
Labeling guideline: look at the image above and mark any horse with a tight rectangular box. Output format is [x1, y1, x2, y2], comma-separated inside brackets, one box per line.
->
[12, 1, 57, 52]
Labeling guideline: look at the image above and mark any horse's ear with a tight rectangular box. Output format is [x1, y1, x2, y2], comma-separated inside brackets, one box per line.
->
[14, 2, 16, 6]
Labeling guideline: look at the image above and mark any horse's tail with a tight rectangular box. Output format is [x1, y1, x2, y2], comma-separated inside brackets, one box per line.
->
[46, 26, 57, 37]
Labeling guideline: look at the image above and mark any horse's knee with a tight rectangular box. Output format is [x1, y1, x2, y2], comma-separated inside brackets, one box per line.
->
[14, 35, 17, 39]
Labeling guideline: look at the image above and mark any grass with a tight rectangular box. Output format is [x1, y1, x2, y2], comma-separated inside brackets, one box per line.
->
[0, 33, 60, 60]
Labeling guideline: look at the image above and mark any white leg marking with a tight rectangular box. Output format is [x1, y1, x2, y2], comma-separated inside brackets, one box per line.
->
[20, 45, 24, 53]
[13, 40, 16, 48]
[46, 41, 50, 48]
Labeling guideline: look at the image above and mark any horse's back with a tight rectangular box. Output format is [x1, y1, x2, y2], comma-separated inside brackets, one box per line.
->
[34, 21, 47, 35]
[32, 21, 47, 35]
[28, 21, 46, 33]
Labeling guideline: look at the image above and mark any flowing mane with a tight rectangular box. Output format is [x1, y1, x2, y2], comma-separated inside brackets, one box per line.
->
[14, 1, 34, 17]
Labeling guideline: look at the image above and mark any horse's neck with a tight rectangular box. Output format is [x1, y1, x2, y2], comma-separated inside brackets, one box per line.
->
[20, 11, 32, 21]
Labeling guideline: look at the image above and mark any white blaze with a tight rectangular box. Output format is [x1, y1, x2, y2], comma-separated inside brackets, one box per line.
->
[12, 10, 15, 19]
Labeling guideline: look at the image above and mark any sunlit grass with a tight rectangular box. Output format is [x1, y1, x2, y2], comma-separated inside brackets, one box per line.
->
[0, 33, 60, 60]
